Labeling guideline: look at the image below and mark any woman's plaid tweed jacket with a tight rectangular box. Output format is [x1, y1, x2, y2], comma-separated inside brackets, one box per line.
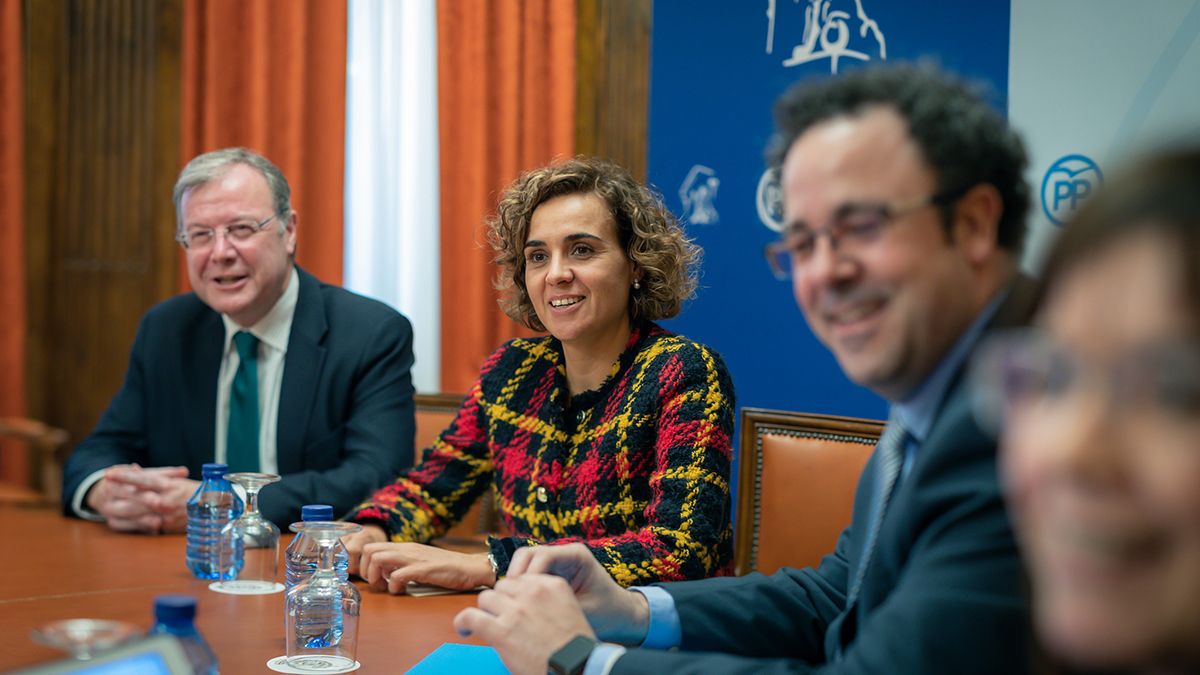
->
[348, 322, 735, 585]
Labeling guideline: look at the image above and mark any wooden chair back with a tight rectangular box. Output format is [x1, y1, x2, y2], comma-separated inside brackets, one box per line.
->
[734, 408, 882, 575]
[0, 417, 70, 505]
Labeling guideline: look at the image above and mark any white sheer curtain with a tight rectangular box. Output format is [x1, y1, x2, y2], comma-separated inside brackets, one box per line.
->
[344, 0, 441, 392]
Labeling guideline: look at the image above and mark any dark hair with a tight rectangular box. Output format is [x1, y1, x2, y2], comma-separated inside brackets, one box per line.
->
[1039, 147, 1200, 322]
[768, 61, 1031, 254]
[487, 157, 701, 332]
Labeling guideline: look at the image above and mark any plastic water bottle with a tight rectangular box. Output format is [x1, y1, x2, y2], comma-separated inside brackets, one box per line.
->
[148, 595, 218, 675]
[186, 463, 244, 580]
[286, 504, 351, 647]
[284, 504, 350, 590]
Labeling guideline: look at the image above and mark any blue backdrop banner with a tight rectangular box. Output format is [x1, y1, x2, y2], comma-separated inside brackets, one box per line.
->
[650, 0, 1012, 421]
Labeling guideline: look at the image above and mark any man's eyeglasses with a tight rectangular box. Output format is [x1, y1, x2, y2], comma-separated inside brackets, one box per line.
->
[969, 329, 1200, 434]
[764, 188, 964, 280]
[176, 214, 279, 251]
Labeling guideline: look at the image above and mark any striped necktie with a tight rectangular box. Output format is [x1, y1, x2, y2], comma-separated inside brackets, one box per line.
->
[226, 330, 260, 473]
[845, 409, 909, 607]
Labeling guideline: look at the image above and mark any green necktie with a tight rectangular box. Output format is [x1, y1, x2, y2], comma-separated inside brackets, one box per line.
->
[227, 331, 260, 473]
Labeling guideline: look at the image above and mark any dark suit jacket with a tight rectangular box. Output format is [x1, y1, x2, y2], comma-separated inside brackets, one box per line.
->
[614, 283, 1036, 674]
[62, 267, 416, 527]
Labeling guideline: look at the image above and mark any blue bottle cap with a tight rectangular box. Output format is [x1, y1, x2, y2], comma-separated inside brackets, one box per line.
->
[201, 463, 228, 479]
[154, 594, 197, 622]
[301, 504, 335, 521]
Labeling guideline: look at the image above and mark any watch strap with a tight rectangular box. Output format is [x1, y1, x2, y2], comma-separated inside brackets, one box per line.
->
[486, 536, 519, 578]
[548, 634, 598, 675]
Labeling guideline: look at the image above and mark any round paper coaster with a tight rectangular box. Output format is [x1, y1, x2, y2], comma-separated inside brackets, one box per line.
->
[208, 580, 285, 595]
[266, 655, 362, 673]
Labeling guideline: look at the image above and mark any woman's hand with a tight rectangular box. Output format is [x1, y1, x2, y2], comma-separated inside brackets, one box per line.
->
[342, 523, 388, 575]
[359, 542, 496, 594]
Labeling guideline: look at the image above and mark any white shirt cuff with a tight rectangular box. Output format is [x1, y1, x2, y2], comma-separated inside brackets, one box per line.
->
[583, 643, 626, 675]
[72, 469, 110, 521]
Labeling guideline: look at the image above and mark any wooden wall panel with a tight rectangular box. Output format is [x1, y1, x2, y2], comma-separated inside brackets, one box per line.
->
[24, 0, 181, 452]
[575, 0, 651, 180]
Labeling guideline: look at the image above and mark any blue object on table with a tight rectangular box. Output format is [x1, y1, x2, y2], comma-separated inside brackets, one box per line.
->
[147, 595, 217, 675]
[185, 462, 243, 580]
[405, 643, 508, 674]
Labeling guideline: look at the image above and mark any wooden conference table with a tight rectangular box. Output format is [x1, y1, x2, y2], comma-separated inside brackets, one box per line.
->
[0, 504, 486, 672]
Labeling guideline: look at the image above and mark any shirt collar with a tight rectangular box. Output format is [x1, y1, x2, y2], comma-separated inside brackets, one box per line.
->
[893, 288, 1008, 444]
[221, 267, 299, 354]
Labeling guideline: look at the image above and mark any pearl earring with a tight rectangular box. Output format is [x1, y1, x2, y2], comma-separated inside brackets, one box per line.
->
[633, 280, 641, 290]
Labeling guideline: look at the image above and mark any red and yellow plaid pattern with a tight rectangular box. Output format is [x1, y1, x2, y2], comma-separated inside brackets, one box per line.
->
[348, 322, 735, 585]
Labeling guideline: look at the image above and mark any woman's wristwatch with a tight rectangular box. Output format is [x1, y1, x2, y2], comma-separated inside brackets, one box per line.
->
[486, 551, 500, 582]
[548, 635, 599, 675]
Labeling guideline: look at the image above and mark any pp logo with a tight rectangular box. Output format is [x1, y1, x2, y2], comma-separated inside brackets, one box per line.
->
[756, 167, 785, 232]
[1041, 154, 1103, 226]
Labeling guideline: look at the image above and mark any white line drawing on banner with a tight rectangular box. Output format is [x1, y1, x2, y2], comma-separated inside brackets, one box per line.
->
[766, 0, 886, 74]
[766, 0, 778, 54]
[679, 165, 721, 226]
[757, 167, 785, 232]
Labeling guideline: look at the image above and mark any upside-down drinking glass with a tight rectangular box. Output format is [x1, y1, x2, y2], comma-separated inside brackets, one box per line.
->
[212, 472, 282, 594]
[30, 619, 141, 660]
[285, 521, 362, 671]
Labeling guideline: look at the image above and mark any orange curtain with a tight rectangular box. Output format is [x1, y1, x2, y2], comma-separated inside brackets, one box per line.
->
[437, 0, 576, 393]
[0, 0, 28, 485]
[179, 0, 348, 290]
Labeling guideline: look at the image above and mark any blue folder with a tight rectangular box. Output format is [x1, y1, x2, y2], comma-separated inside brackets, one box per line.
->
[406, 643, 508, 674]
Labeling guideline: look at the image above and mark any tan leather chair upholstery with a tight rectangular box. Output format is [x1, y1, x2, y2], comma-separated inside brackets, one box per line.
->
[734, 408, 882, 576]
[413, 393, 501, 541]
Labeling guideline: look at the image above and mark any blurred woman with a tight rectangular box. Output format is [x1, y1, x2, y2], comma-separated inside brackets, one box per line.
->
[342, 157, 735, 593]
[976, 148, 1200, 673]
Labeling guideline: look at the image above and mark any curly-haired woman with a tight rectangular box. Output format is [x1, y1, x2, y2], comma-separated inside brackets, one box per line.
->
[342, 157, 735, 594]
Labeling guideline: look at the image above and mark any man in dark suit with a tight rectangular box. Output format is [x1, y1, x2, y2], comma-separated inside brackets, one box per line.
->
[452, 64, 1034, 673]
[63, 147, 415, 532]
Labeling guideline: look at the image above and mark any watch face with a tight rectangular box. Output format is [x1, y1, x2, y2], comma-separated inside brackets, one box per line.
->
[549, 635, 597, 675]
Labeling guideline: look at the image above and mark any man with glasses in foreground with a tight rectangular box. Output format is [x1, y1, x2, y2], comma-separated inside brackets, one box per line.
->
[454, 63, 1036, 673]
[63, 147, 416, 532]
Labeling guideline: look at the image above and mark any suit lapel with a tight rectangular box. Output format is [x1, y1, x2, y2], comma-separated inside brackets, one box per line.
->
[277, 267, 328, 474]
[184, 306, 223, 468]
